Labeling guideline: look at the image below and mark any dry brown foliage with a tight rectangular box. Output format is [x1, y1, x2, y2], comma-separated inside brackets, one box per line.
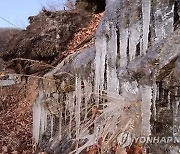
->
[0, 78, 39, 153]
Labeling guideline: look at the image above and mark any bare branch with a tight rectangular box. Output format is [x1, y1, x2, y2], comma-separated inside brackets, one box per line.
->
[64, 0, 76, 10]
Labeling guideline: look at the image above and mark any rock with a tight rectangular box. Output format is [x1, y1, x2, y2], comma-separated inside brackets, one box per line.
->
[119, 28, 180, 84]
[0, 74, 21, 87]
[174, 56, 180, 81]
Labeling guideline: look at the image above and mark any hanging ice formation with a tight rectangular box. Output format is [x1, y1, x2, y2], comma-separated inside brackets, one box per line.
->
[94, 0, 174, 136]
[32, 0, 177, 153]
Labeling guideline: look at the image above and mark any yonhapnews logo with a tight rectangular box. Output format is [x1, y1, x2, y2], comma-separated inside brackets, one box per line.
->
[117, 132, 180, 147]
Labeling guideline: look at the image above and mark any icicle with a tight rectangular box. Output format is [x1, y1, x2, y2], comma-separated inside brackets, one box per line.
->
[65, 93, 70, 126]
[129, 22, 141, 60]
[75, 77, 82, 140]
[141, 85, 152, 136]
[119, 28, 129, 67]
[58, 96, 62, 140]
[58, 111, 62, 140]
[68, 92, 75, 138]
[40, 104, 48, 135]
[141, 0, 151, 55]
[33, 100, 41, 143]
[50, 115, 54, 137]
[33, 80, 44, 143]
[107, 65, 120, 93]
[106, 24, 117, 66]
[84, 80, 92, 121]
[94, 36, 107, 104]
[167, 91, 171, 109]
[162, 4, 174, 37]
[106, 25, 120, 92]
[152, 83, 157, 121]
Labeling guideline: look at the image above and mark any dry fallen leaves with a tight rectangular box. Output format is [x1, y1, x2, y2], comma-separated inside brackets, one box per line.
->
[126, 143, 144, 154]
[65, 13, 103, 55]
[0, 78, 39, 153]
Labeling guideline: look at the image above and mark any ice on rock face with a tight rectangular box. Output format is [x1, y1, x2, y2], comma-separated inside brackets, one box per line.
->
[119, 28, 129, 67]
[152, 1, 174, 43]
[32, 0, 177, 152]
[106, 24, 120, 92]
[94, 36, 107, 99]
[141, 0, 151, 55]
[141, 85, 152, 136]
[75, 77, 82, 140]
[33, 80, 46, 143]
[129, 22, 141, 59]
[93, 0, 175, 138]
[94, 0, 174, 98]
[121, 81, 140, 102]
[152, 83, 158, 121]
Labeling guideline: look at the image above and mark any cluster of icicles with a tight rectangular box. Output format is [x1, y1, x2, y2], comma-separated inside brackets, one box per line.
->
[33, 0, 175, 153]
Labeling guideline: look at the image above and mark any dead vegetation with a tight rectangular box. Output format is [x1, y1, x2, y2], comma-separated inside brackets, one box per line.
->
[64, 13, 103, 55]
[0, 78, 39, 153]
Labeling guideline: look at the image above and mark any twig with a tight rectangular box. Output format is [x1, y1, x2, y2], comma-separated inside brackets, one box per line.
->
[9, 58, 55, 69]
